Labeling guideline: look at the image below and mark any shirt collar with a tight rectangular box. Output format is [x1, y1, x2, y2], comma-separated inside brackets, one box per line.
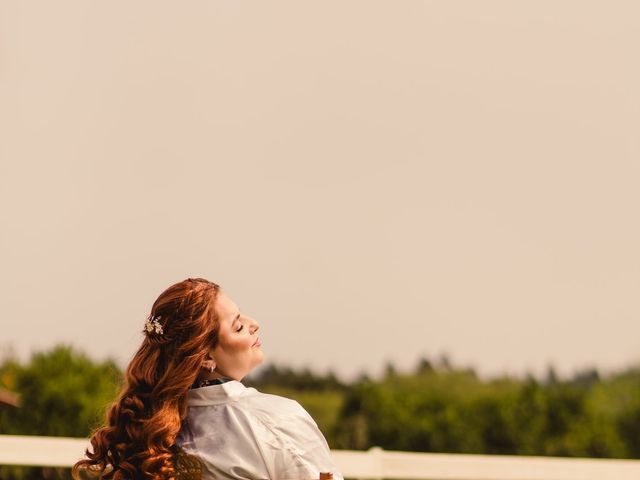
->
[186, 379, 248, 406]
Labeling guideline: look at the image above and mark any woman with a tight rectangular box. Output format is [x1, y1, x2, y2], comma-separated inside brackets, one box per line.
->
[73, 278, 342, 480]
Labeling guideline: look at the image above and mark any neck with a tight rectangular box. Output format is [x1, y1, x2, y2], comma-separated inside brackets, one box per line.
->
[197, 366, 239, 382]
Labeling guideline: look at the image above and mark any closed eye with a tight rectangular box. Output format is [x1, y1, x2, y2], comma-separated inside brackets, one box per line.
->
[232, 313, 242, 332]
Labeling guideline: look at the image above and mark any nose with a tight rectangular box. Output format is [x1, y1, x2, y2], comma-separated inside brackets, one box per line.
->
[249, 317, 260, 335]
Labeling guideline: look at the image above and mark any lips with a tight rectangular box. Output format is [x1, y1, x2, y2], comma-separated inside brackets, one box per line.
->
[252, 337, 261, 347]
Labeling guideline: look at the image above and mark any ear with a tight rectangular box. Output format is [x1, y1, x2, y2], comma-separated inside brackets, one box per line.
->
[202, 356, 217, 373]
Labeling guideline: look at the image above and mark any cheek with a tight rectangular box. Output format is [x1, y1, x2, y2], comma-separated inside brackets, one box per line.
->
[222, 335, 254, 354]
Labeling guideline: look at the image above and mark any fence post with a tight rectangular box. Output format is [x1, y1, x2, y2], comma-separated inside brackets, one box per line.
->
[368, 446, 383, 480]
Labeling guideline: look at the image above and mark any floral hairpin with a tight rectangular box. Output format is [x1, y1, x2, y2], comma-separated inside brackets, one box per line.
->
[145, 315, 164, 335]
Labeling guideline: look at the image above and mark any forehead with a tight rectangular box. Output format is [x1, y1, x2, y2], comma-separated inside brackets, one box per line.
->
[214, 291, 239, 323]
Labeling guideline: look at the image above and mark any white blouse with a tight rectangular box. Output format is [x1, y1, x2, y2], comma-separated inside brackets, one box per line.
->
[176, 380, 344, 480]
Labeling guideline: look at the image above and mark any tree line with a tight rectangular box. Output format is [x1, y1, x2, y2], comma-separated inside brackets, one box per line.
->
[1, 345, 639, 478]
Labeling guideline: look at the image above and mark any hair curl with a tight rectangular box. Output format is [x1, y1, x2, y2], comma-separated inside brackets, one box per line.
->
[73, 278, 220, 480]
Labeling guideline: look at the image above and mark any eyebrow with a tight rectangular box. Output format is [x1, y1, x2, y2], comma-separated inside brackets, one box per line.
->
[231, 313, 241, 325]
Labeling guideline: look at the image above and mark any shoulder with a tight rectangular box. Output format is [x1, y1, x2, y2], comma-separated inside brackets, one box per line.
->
[237, 388, 329, 451]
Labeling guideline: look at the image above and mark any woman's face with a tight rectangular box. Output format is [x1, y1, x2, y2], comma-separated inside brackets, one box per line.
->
[210, 291, 264, 380]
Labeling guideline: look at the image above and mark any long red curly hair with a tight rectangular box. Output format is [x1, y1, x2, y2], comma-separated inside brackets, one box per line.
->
[73, 278, 221, 480]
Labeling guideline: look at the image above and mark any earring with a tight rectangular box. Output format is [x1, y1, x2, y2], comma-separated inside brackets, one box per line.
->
[210, 365, 214, 373]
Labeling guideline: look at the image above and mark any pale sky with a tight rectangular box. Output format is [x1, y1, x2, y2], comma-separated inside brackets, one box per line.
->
[1, 1, 638, 381]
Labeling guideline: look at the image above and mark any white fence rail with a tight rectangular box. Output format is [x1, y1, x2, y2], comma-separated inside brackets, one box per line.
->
[1, 435, 640, 480]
